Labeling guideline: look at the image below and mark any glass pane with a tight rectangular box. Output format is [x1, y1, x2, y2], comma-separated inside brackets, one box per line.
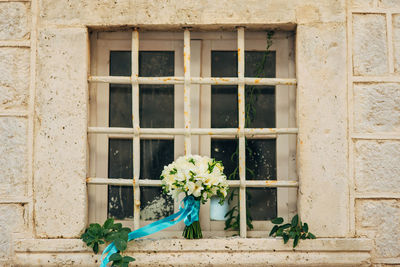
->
[211, 139, 239, 180]
[110, 51, 132, 127]
[108, 139, 133, 219]
[211, 51, 238, 128]
[245, 51, 276, 128]
[140, 85, 174, 128]
[246, 188, 277, 220]
[140, 139, 174, 220]
[246, 139, 277, 220]
[139, 51, 174, 128]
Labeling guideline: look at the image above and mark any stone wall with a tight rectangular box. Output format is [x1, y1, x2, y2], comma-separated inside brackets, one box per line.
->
[0, 0, 398, 265]
[0, 1, 31, 265]
[350, 1, 400, 265]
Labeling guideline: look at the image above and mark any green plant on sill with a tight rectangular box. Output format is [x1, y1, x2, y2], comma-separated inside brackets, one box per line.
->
[80, 218, 135, 267]
[224, 30, 275, 233]
[269, 215, 316, 248]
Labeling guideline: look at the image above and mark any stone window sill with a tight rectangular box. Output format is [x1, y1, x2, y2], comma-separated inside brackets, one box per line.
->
[14, 237, 372, 266]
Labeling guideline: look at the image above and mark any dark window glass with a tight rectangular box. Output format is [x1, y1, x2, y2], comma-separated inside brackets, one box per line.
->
[210, 50, 278, 221]
[108, 51, 175, 220]
[140, 140, 174, 220]
[211, 51, 238, 128]
[140, 52, 174, 128]
[108, 139, 133, 219]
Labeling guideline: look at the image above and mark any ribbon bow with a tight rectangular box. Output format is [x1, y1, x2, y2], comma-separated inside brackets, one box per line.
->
[100, 196, 200, 267]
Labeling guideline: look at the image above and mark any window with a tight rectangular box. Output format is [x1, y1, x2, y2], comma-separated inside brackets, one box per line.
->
[87, 28, 297, 238]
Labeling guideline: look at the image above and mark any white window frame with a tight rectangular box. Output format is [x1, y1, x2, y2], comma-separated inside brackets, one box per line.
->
[88, 28, 298, 238]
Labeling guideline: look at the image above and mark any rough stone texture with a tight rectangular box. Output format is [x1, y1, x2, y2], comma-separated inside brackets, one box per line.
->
[0, 48, 30, 111]
[393, 14, 400, 73]
[0, 2, 30, 41]
[0, 204, 26, 259]
[355, 141, 400, 194]
[353, 14, 388, 76]
[356, 200, 400, 258]
[377, 0, 400, 8]
[354, 83, 400, 132]
[34, 27, 88, 238]
[38, 0, 346, 27]
[297, 22, 348, 237]
[352, 0, 375, 8]
[0, 117, 28, 198]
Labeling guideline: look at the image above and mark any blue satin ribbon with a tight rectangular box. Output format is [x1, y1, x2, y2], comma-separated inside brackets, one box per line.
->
[100, 196, 200, 267]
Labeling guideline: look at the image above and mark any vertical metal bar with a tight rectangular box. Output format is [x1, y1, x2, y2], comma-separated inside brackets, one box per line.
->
[237, 27, 246, 238]
[183, 29, 192, 155]
[132, 29, 140, 230]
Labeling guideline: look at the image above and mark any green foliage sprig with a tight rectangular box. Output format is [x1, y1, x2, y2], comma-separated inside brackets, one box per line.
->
[224, 30, 275, 233]
[81, 218, 135, 267]
[269, 215, 316, 248]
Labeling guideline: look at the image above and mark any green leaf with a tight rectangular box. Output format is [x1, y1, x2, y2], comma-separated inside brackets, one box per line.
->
[271, 217, 284, 224]
[269, 225, 279, 236]
[118, 230, 129, 242]
[280, 223, 291, 230]
[291, 215, 299, 227]
[293, 234, 299, 248]
[122, 256, 135, 262]
[121, 263, 129, 267]
[276, 228, 283, 236]
[114, 238, 127, 252]
[282, 233, 289, 244]
[303, 223, 309, 233]
[103, 218, 114, 229]
[307, 232, 316, 239]
[109, 252, 123, 261]
[300, 233, 307, 240]
[105, 232, 119, 242]
[112, 223, 123, 231]
[93, 242, 99, 254]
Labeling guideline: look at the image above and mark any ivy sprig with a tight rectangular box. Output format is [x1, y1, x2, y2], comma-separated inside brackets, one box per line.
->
[80, 218, 135, 266]
[269, 215, 316, 248]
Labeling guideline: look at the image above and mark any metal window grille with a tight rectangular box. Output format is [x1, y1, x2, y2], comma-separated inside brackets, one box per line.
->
[87, 27, 298, 237]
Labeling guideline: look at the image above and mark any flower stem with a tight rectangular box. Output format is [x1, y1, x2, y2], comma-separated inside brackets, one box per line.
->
[183, 221, 203, 239]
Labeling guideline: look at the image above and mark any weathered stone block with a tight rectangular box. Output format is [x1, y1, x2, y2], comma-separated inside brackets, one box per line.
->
[354, 83, 400, 132]
[0, 117, 27, 198]
[296, 0, 345, 24]
[297, 22, 348, 237]
[393, 14, 400, 73]
[351, 0, 375, 8]
[0, 48, 30, 110]
[0, 204, 26, 259]
[377, 0, 400, 8]
[355, 141, 400, 193]
[353, 14, 388, 75]
[356, 200, 400, 258]
[0, 2, 29, 41]
[39, 0, 135, 26]
[34, 28, 88, 238]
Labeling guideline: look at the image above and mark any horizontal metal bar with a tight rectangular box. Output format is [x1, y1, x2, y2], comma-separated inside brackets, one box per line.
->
[88, 127, 298, 135]
[87, 177, 298, 188]
[88, 76, 297, 86]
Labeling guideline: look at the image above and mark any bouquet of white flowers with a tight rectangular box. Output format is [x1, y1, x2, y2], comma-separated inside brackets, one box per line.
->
[161, 155, 228, 239]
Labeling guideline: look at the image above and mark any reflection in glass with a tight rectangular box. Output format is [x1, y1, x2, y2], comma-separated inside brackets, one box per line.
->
[140, 140, 174, 220]
[107, 51, 175, 220]
[108, 139, 133, 219]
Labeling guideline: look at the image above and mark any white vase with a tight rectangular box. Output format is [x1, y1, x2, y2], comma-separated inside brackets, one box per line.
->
[210, 196, 229, 221]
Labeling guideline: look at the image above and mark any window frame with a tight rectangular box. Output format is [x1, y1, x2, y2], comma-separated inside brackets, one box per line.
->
[88, 28, 298, 238]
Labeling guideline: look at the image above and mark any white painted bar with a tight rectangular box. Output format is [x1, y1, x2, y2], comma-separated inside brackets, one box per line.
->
[88, 76, 297, 86]
[87, 178, 299, 188]
[237, 27, 247, 238]
[184, 29, 192, 155]
[88, 127, 298, 135]
[131, 29, 140, 230]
